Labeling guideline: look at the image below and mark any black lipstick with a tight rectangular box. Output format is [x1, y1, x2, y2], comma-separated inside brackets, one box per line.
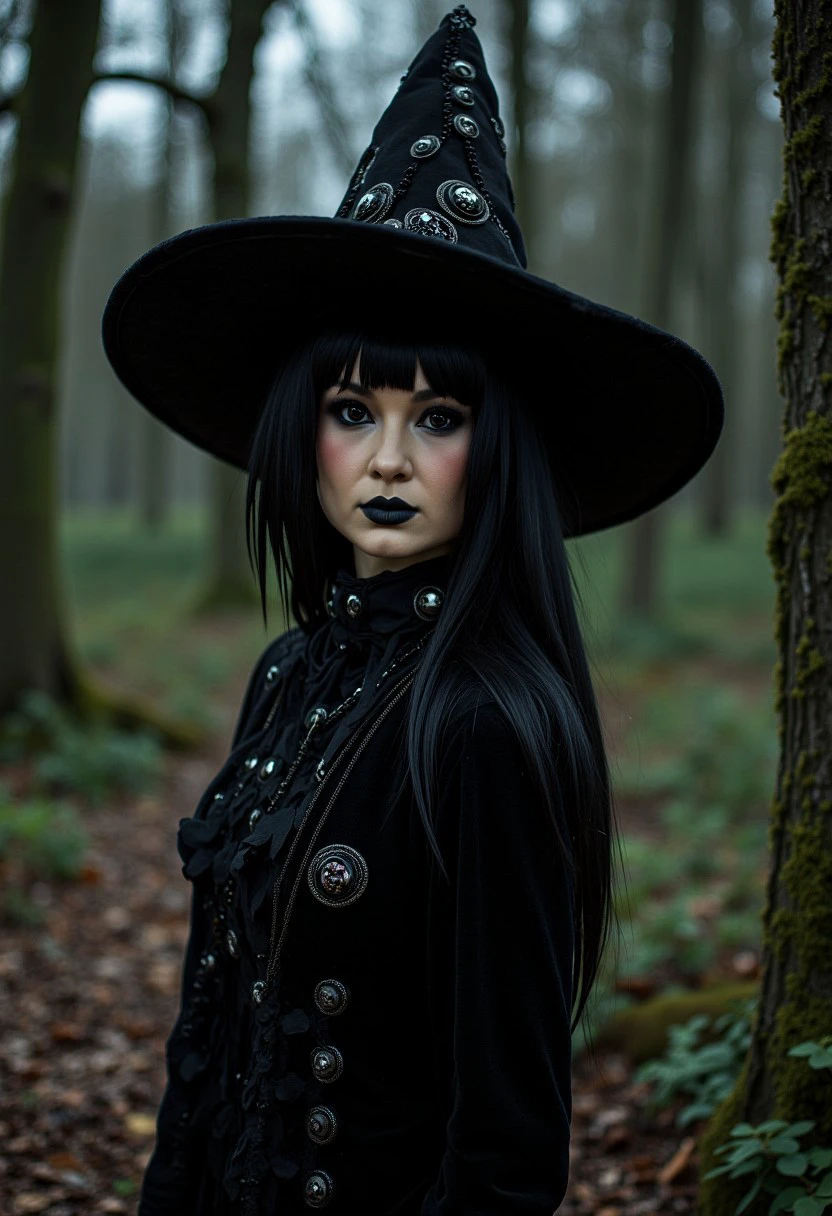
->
[360, 495, 418, 526]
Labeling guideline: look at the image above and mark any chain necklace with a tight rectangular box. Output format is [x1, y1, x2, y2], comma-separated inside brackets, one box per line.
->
[258, 630, 429, 816]
[249, 642, 426, 1005]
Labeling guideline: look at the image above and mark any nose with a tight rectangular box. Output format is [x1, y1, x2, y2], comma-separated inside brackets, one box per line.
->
[367, 423, 412, 481]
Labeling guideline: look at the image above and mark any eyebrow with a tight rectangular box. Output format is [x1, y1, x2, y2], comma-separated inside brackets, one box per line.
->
[333, 381, 471, 406]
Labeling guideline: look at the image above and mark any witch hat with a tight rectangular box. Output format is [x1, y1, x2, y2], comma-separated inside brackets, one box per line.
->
[101, 5, 723, 538]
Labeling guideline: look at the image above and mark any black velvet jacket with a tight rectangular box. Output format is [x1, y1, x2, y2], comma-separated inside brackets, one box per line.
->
[138, 553, 575, 1215]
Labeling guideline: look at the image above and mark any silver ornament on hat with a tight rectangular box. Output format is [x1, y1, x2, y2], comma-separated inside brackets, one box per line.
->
[453, 114, 479, 138]
[403, 208, 458, 243]
[449, 58, 476, 81]
[436, 180, 489, 225]
[410, 134, 441, 159]
[451, 84, 475, 106]
[352, 182, 394, 222]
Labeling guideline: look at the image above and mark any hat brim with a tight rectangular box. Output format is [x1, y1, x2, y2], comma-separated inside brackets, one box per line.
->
[101, 214, 723, 538]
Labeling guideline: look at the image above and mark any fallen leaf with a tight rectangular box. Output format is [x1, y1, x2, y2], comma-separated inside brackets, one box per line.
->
[125, 1112, 157, 1136]
[658, 1136, 697, 1185]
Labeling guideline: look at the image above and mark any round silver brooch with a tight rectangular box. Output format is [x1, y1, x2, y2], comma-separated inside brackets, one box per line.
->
[403, 208, 458, 244]
[451, 84, 475, 106]
[449, 58, 476, 81]
[352, 182, 393, 223]
[314, 978, 351, 1016]
[306, 1105, 338, 1146]
[304, 1168, 336, 1208]
[414, 586, 444, 620]
[411, 134, 440, 159]
[308, 843, 369, 907]
[453, 113, 479, 139]
[345, 592, 362, 618]
[310, 1045, 344, 1084]
[436, 180, 489, 225]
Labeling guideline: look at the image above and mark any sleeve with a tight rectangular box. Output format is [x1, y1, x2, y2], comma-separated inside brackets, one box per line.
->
[421, 702, 575, 1216]
[138, 884, 212, 1215]
[229, 626, 303, 752]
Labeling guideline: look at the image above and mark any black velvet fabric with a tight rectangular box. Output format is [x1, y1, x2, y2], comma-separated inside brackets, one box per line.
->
[138, 552, 575, 1215]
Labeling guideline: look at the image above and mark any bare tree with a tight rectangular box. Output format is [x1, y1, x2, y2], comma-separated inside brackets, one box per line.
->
[0, 0, 103, 718]
[620, 0, 704, 620]
[698, 2, 832, 1208]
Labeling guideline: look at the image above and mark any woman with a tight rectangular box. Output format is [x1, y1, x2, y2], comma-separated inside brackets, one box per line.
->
[102, 8, 723, 1214]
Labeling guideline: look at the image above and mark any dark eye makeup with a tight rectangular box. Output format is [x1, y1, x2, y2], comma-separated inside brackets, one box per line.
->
[326, 397, 467, 433]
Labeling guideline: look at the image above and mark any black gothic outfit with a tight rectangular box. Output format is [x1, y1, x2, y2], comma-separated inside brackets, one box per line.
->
[137, 553, 575, 1214]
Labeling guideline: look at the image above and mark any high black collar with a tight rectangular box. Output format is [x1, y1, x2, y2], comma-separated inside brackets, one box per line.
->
[327, 552, 452, 642]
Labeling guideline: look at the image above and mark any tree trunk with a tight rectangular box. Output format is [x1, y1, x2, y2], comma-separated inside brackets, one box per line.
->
[698, 3, 832, 1211]
[620, 0, 703, 619]
[700, 0, 754, 537]
[0, 0, 101, 716]
[138, 0, 175, 532]
[506, 0, 534, 261]
[198, 0, 272, 611]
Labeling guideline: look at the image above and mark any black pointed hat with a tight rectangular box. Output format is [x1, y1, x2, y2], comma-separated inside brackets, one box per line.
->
[102, 5, 723, 538]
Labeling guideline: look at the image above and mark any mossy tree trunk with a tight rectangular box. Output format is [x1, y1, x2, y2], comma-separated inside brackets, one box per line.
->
[0, 0, 102, 717]
[620, 0, 703, 619]
[698, 4, 832, 1211]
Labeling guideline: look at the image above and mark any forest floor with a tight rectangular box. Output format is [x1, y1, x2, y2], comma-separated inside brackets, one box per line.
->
[0, 661, 737, 1216]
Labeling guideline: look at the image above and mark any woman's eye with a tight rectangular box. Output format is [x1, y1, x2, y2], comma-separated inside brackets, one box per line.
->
[330, 399, 369, 425]
[419, 408, 462, 432]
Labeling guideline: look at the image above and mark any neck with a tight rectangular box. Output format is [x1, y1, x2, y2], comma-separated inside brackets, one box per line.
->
[352, 542, 455, 579]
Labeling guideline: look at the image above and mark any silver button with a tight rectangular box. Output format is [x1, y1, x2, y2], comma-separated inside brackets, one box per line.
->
[249, 807, 263, 831]
[453, 113, 479, 138]
[325, 597, 335, 618]
[305, 1104, 338, 1145]
[414, 586, 444, 620]
[411, 134, 440, 159]
[345, 593, 362, 618]
[259, 757, 280, 780]
[314, 979, 351, 1016]
[265, 664, 281, 683]
[449, 58, 476, 80]
[315, 758, 326, 783]
[303, 1169, 335, 1208]
[305, 706, 328, 729]
[226, 929, 239, 958]
[308, 844, 369, 907]
[451, 84, 475, 106]
[200, 952, 217, 972]
[243, 755, 259, 770]
[251, 980, 267, 1004]
[310, 1045, 343, 1083]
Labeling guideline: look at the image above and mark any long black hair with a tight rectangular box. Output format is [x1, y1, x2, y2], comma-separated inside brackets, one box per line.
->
[244, 329, 620, 1039]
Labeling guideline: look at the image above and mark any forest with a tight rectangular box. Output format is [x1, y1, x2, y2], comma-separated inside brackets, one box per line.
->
[0, 0, 830, 1213]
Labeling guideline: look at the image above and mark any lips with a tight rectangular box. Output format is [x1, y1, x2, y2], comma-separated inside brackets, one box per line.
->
[361, 496, 416, 510]
[359, 496, 418, 526]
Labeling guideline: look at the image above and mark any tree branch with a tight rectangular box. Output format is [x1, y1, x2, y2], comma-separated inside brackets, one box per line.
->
[92, 70, 209, 116]
[289, 0, 354, 177]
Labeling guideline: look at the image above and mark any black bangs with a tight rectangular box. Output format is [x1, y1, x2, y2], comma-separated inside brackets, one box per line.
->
[308, 331, 487, 409]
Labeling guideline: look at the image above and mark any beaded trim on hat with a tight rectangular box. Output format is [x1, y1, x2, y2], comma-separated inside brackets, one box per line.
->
[336, 5, 515, 255]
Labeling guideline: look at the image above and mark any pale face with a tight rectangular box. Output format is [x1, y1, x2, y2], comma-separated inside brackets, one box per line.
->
[316, 354, 474, 578]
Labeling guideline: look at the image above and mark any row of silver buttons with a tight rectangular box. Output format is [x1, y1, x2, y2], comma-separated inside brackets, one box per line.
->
[302, 977, 352, 1206]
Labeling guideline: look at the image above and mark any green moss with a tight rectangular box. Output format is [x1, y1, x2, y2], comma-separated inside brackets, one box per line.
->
[783, 113, 824, 162]
[807, 293, 832, 329]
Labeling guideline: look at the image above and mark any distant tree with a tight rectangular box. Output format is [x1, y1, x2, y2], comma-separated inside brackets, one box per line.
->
[620, 0, 704, 619]
[699, 0, 755, 536]
[698, 3, 832, 1209]
[504, 0, 534, 255]
[0, 0, 103, 718]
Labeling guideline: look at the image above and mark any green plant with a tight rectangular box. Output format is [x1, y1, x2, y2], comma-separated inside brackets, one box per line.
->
[702, 1120, 832, 1215]
[702, 1040, 832, 1214]
[1, 689, 163, 806]
[0, 789, 89, 923]
[635, 999, 755, 1126]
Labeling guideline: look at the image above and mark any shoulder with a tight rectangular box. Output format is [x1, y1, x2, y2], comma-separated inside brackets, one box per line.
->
[231, 625, 307, 749]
